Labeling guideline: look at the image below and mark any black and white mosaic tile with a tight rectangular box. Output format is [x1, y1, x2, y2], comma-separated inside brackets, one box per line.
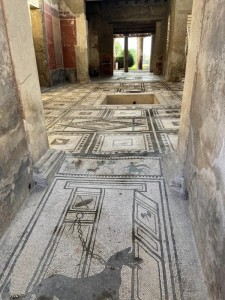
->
[91, 133, 156, 155]
[0, 155, 206, 300]
[48, 133, 91, 153]
[0, 77, 207, 300]
[42, 82, 182, 156]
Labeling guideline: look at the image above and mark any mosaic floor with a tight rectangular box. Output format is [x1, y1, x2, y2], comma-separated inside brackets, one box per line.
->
[43, 79, 182, 156]
[92, 70, 163, 82]
[0, 76, 207, 299]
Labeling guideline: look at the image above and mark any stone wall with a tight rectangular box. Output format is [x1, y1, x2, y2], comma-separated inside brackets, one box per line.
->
[88, 15, 101, 73]
[100, 21, 113, 76]
[177, 0, 202, 161]
[0, 0, 34, 236]
[165, 0, 193, 81]
[179, 0, 225, 298]
[3, 0, 49, 163]
[30, 8, 50, 86]
[88, 16, 113, 77]
[152, 20, 167, 75]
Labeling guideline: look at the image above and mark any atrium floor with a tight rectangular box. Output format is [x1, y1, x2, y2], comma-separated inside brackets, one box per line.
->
[0, 75, 208, 300]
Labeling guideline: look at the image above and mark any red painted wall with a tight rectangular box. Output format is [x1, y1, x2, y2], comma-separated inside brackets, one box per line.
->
[44, 2, 77, 71]
[44, 11, 56, 69]
[60, 15, 76, 69]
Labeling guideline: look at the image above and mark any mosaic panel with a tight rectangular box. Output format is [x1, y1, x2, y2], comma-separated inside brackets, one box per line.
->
[65, 109, 106, 119]
[156, 132, 178, 153]
[152, 107, 181, 118]
[58, 156, 162, 177]
[43, 102, 74, 110]
[153, 118, 180, 131]
[91, 133, 156, 155]
[0, 177, 182, 300]
[107, 109, 146, 118]
[48, 133, 90, 152]
[49, 118, 149, 132]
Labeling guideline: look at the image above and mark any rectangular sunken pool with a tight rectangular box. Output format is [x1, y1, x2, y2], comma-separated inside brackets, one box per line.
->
[103, 93, 160, 105]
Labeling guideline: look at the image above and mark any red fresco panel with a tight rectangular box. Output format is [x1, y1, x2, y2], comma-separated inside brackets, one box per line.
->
[60, 19, 76, 68]
[44, 12, 56, 70]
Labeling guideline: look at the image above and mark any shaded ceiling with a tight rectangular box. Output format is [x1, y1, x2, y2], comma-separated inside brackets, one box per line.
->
[86, 0, 168, 35]
[113, 21, 156, 35]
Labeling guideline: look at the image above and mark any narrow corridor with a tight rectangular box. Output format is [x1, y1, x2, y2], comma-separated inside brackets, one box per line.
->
[0, 76, 207, 299]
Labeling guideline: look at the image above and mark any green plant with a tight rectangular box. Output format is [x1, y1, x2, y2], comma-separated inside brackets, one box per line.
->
[114, 41, 123, 57]
[129, 48, 137, 65]
[116, 50, 135, 69]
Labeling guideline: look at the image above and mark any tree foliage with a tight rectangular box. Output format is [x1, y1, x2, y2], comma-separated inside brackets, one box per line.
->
[114, 41, 123, 57]
[129, 49, 137, 65]
[116, 50, 135, 69]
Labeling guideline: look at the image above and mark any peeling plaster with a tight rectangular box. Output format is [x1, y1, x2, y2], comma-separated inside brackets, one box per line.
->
[59, 0, 76, 17]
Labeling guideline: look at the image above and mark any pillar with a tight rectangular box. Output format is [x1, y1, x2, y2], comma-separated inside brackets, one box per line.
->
[178, 0, 225, 298]
[152, 20, 167, 75]
[0, 0, 48, 237]
[76, 4, 89, 82]
[2, 0, 49, 162]
[165, 0, 192, 81]
[124, 35, 128, 72]
[137, 37, 143, 70]
[60, 0, 89, 83]
[30, 7, 50, 87]
[88, 15, 113, 77]
[150, 34, 155, 72]
[100, 22, 114, 76]
[88, 15, 101, 75]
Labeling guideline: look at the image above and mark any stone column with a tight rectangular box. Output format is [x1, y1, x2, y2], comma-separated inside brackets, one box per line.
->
[60, 0, 89, 83]
[150, 34, 155, 72]
[0, 0, 48, 237]
[2, 0, 49, 162]
[124, 35, 129, 73]
[152, 21, 167, 75]
[101, 22, 114, 76]
[165, 0, 192, 81]
[76, 4, 89, 82]
[88, 15, 101, 76]
[137, 37, 143, 70]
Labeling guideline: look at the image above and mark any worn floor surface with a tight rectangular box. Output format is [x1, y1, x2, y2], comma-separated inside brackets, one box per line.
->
[0, 75, 207, 299]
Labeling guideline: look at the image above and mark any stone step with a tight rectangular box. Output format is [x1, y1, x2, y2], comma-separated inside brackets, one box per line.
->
[33, 149, 65, 187]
